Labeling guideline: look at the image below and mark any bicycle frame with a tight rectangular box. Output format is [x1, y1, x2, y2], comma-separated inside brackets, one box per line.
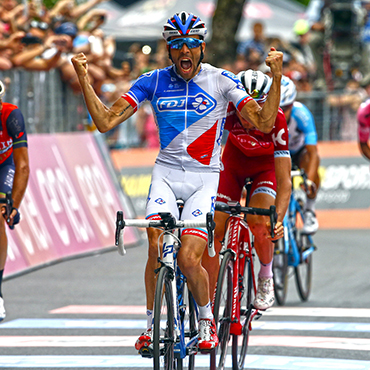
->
[281, 171, 316, 267]
[221, 215, 257, 336]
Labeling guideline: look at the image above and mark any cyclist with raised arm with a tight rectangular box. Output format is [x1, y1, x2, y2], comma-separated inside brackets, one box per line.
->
[280, 76, 320, 234]
[0, 80, 29, 321]
[72, 11, 283, 353]
[203, 70, 291, 310]
[357, 98, 370, 162]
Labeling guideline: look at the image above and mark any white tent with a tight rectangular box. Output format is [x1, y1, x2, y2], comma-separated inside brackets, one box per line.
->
[99, 0, 306, 42]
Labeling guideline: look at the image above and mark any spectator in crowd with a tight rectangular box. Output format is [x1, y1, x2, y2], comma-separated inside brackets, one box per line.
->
[237, 21, 267, 61]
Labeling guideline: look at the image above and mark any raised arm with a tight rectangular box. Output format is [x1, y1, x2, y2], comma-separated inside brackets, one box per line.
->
[239, 47, 283, 133]
[72, 52, 134, 133]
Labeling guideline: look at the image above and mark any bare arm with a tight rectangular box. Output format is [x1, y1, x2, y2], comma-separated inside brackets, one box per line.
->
[72, 52, 134, 132]
[239, 47, 283, 133]
[359, 141, 370, 161]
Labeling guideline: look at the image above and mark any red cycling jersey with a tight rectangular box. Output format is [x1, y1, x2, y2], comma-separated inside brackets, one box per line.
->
[217, 104, 289, 204]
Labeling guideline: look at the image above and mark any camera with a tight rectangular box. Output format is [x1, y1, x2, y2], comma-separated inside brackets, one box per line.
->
[21, 34, 42, 45]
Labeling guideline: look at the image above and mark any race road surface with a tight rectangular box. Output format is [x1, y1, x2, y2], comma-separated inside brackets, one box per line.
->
[1, 229, 370, 369]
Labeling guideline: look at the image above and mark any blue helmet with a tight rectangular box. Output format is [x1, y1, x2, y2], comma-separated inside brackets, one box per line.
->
[163, 11, 207, 41]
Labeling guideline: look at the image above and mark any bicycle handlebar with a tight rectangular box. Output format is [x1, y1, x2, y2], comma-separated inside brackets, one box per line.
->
[215, 201, 277, 239]
[115, 211, 216, 257]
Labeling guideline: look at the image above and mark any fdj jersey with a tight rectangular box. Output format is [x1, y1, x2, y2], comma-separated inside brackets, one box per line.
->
[122, 64, 252, 172]
[288, 101, 317, 155]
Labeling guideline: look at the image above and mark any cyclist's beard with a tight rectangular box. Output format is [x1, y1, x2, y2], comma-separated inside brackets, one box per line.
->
[168, 46, 204, 70]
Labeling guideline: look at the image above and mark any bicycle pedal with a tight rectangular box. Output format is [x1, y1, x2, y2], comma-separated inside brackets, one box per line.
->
[139, 347, 153, 358]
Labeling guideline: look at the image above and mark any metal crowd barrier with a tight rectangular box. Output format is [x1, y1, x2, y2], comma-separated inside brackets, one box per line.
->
[0, 70, 360, 143]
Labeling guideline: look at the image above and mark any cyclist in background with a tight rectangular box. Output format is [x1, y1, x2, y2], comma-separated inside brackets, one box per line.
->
[203, 70, 291, 310]
[0, 80, 29, 321]
[72, 11, 283, 353]
[357, 98, 370, 162]
[280, 75, 320, 234]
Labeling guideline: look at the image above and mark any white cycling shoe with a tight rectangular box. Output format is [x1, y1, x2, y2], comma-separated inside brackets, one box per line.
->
[302, 210, 319, 235]
[0, 297, 6, 321]
[253, 277, 275, 310]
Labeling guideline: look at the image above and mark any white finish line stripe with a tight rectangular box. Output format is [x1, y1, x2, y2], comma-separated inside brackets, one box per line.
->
[48, 305, 370, 318]
[49, 305, 147, 314]
[1, 355, 370, 369]
[2, 335, 370, 351]
[3, 319, 370, 333]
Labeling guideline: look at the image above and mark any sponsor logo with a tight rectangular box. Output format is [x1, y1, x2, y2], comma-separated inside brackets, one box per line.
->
[157, 93, 216, 115]
[272, 128, 286, 146]
[155, 198, 166, 205]
[192, 209, 203, 217]
[163, 242, 173, 258]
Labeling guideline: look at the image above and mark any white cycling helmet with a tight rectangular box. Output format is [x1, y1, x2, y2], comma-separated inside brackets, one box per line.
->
[280, 75, 297, 107]
[237, 69, 272, 104]
[0, 80, 5, 99]
[162, 11, 207, 41]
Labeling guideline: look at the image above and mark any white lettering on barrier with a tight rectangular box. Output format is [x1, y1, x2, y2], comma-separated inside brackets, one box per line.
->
[74, 163, 116, 237]
[37, 168, 70, 245]
[322, 165, 370, 190]
[15, 189, 52, 254]
[6, 232, 20, 261]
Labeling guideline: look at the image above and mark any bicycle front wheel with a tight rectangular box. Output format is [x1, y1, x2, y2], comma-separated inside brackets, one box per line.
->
[212, 250, 234, 370]
[153, 266, 175, 370]
[272, 238, 289, 306]
[231, 257, 253, 370]
[295, 234, 313, 301]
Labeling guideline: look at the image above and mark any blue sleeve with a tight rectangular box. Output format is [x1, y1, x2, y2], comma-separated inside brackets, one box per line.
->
[293, 103, 317, 146]
[127, 70, 159, 107]
[7, 109, 28, 148]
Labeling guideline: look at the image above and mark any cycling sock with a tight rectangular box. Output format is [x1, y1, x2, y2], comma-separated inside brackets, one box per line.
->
[259, 261, 273, 278]
[198, 301, 213, 320]
[146, 309, 153, 330]
[305, 198, 316, 213]
[0, 269, 3, 297]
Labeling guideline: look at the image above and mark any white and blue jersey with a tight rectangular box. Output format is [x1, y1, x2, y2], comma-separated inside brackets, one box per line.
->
[288, 101, 317, 155]
[122, 63, 252, 173]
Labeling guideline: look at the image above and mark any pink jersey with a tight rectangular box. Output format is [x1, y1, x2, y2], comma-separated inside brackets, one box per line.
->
[357, 99, 370, 143]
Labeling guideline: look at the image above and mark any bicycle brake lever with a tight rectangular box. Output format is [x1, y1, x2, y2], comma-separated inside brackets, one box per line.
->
[115, 211, 126, 255]
[5, 192, 14, 230]
[206, 212, 216, 257]
[269, 205, 277, 243]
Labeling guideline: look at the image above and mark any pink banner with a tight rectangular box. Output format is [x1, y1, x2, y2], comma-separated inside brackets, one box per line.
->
[4, 133, 139, 277]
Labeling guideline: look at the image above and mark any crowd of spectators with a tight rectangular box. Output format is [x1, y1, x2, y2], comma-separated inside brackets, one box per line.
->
[1, 0, 370, 145]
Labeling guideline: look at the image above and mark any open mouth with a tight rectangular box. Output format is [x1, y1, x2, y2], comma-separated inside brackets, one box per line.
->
[180, 58, 193, 73]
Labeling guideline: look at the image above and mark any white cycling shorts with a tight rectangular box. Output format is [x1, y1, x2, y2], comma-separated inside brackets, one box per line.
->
[145, 163, 219, 239]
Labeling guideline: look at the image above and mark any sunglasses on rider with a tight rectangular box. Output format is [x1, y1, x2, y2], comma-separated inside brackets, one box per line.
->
[167, 38, 203, 50]
[249, 89, 264, 99]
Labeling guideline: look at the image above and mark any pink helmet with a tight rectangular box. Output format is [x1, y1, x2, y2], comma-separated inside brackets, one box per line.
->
[163, 11, 207, 41]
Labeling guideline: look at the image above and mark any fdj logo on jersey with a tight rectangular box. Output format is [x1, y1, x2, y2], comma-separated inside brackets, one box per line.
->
[157, 93, 216, 115]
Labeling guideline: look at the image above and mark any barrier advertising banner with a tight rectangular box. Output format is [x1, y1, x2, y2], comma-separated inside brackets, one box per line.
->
[111, 142, 370, 229]
[5, 132, 139, 278]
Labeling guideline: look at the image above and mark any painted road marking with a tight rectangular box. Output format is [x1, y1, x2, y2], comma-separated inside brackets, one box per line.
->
[3, 319, 370, 333]
[1, 335, 370, 351]
[49, 305, 370, 318]
[1, 355, 370, 369]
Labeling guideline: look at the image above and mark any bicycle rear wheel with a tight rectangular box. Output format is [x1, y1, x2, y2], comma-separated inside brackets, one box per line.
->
[295, 234, 312, 301]
[231, 257, 253, 370]
[212, 250, 234, 370]
[272, 238, 288, 306]
[153, 266, 175, 370]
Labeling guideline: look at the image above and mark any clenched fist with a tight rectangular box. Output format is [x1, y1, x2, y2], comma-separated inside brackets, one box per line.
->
[265, 47, 283, 77]
[71, 53, 88, 79]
